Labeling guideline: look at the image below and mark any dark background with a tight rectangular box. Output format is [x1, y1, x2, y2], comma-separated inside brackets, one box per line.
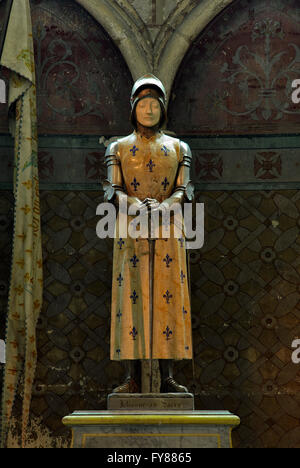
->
[1, 0, 300, 448]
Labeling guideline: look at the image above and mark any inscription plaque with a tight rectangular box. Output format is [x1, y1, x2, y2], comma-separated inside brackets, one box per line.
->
[107, 393, 194, 411]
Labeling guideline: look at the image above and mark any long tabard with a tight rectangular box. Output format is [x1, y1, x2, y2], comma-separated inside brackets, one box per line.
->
[110, 130, 192, 360]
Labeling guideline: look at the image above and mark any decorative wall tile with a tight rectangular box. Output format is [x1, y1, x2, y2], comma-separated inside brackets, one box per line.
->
[1, 188, 293, 447]
[192, 148, 300, 185]
[169, 0, 300, 135]
[31, 0, 133, 135]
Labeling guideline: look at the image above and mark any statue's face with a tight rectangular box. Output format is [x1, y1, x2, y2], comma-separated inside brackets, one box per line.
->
[135, 96, 161, 127]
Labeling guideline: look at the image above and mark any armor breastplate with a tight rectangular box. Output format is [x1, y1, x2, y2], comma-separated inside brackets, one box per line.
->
[118, 131, 181, 203]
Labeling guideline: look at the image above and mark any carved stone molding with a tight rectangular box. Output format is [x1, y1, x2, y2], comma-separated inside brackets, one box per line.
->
[75, 0, 151, 79]
[75, 0, 236, 100]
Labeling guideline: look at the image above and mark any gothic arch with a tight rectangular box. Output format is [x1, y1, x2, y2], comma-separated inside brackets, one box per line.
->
[75, 0, 152, 80]
[75, 0, 236, 99]
[156, 0, 236, 99]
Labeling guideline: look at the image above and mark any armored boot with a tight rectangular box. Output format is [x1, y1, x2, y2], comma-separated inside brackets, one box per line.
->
[112, 360, 140, 393]
[160, 360, 189, 393]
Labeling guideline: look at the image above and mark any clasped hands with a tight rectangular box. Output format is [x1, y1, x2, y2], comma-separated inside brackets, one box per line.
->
[125, 193, 183, 214]
[117, 191, 183, 214]
[123, 194, 184, 235]
[129, 197, 167, 214]
[141, 197, 162, 213]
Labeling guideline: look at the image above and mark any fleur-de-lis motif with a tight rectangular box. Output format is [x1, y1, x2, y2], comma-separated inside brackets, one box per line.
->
[163, 290, 172, 304]
[161, 145, 170, 157]
[21, 205, 31, 215]
[130, 145, 139, 157]
[182, 306, 188, 316]
[130, 290, 138, 304]
[130, 327, 138, 340]
[180, 270, 186, 283]
[178, 237, 184, 248]
[131, 177, 140, 191]
[163, 326, 173, 341]
[146, 159, 156, 172]
[116, 310, 122, 322]
[117, 273, 123, 286]
[218, 19, 300, 122]
[116, 348, 121, 356]
[162, 177, 170, 191]
[130, 254, 139, 268]
[163, 254, 173, 268]
[117, 238, 125, 249]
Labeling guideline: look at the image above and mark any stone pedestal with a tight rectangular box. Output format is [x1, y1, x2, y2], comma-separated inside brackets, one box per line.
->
[62, 410, 240, 448]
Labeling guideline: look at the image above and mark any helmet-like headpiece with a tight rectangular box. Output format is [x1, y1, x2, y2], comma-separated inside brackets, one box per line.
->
[130, 74, 167, 129]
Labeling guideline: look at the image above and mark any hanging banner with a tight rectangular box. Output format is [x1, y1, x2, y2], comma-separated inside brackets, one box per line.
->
[0, 0, 43, 447]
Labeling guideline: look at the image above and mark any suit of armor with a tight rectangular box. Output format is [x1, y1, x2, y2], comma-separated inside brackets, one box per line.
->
[104, 75, 194, 393]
